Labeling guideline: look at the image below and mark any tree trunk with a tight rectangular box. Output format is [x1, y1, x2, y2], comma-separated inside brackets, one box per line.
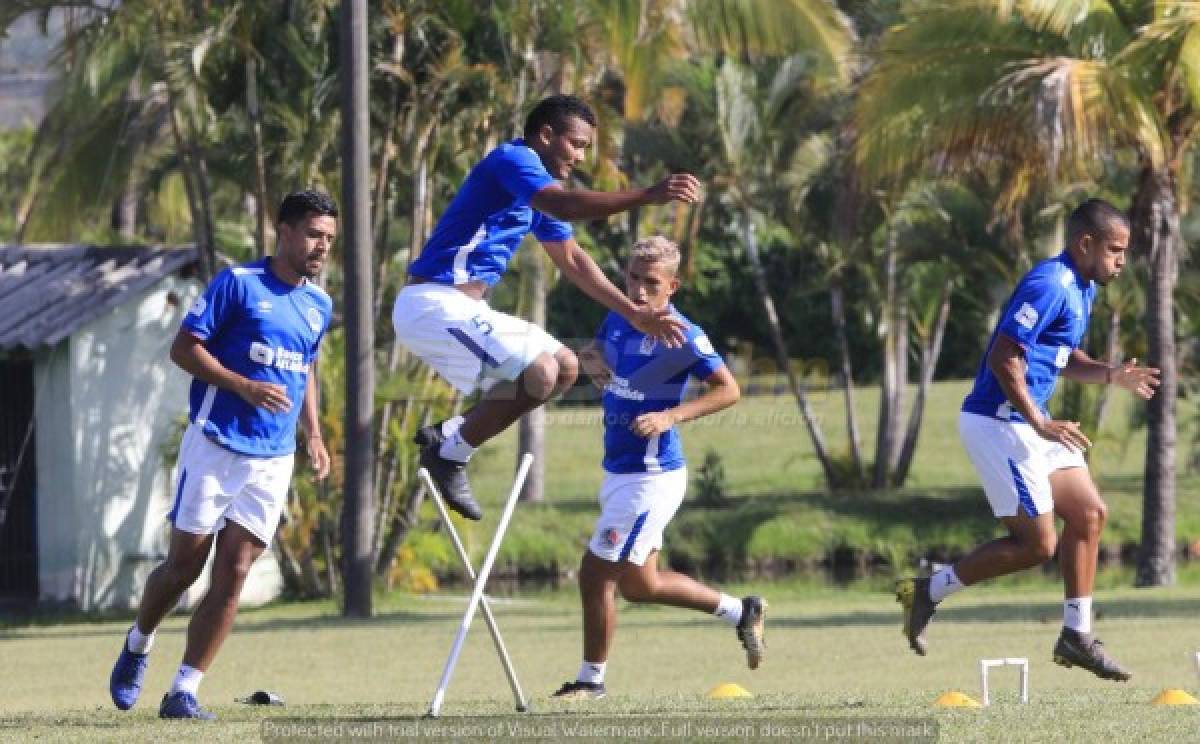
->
[246, 55, 270, 258]
[830, 283, 864, 481]
[873, 225, 899, 488]
[1131, 165, 1179, 587]
[517, 246, 547, 502]
[893, 277, 952, 486]
[1093, 304, 1121, 428]
[742, 213, 837, 486]
[339, 0, 374, 617]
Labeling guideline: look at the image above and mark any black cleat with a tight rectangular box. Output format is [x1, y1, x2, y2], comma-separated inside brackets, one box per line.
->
[1052, 628, 1132, 681]
[551, 680, 607, 700]
[737, 596, 768, 669]
[896, 577, 937, 656]
[415, 424, 482, 521]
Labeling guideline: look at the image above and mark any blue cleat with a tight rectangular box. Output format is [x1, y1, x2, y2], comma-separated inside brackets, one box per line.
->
[159, 691, 216, 720]
[109, 635, 149, 711]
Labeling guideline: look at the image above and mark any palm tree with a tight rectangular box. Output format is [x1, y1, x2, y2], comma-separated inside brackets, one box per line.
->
[854, 0, 1187, 585]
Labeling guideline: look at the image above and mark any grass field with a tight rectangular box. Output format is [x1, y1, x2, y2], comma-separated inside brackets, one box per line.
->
[4, 580, 1200, 742]
[3, 380, 1197, 742]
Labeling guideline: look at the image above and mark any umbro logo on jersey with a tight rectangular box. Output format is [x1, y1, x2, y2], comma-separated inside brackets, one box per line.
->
[249, 341, 309, 372]
[306, 307, 323, 333]
[188, 296, 207, 316]
[638, 336, 657, 355]
[257, 300, 273, 312]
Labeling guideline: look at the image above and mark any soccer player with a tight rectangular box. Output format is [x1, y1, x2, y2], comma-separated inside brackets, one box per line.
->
[108, 190, 336, 719]
[896, 198, 1160, 680]
[551, 236, 764, 700]
[393, 95, 699, 521]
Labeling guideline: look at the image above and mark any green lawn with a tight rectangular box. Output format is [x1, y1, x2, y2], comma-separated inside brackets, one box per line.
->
[411, 380, 1199, 580]
[4, 581, 1200, 741]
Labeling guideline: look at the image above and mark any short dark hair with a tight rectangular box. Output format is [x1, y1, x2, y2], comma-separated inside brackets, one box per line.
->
[1066, 198, 1128, 245]
[277, 189, 338, 226]
[523, 95, 597, 140]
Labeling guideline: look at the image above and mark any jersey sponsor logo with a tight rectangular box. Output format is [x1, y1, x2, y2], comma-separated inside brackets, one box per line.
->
[1014, 302, 1039, 330]
[1055, 346, 1070, 368]
[306, 307, 323, 333]
[604, 375, 645, 402]
[249, 341, 309, 372]
[694, 334, 715, 356]
[188, 295, 207, 316]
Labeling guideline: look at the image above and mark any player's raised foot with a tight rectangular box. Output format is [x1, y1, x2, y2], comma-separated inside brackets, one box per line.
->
[109, 633, 149, 710]
[895, 577, 937, 656]
[415, 424, 482, 521]
[158, 691, 216, 720]
[1052, 628, 1132, 681]
[551, 680, 607, 700]
[736, 596, 767, 669]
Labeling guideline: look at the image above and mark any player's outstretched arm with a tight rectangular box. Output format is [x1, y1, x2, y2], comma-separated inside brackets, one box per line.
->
[170, 330, 292, 413]
[1063, 349, 1160, 399]
[988, 334, 1090, 451]
[630, 366, 740, 438]
[530, 174, 700, 222]
[541, 238, 686, 347]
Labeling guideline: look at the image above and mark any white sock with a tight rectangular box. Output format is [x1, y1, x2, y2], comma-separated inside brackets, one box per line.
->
[439, 429, 476, 463]
[170, 664, 204, 696]
[929, 567, 965, 603]
[577, 660, 606, 685]
[713, 594, 743, 627]
[1063, 596, 1093, 634]
[126, 623, 155, 654]
[440, 416, 464, 438]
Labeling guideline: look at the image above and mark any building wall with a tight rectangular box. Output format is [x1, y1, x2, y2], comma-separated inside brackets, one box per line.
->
[35, 276, 283, 610]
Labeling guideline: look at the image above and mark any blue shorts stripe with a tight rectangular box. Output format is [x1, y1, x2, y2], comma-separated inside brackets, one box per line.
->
[1007, 459, 1040, 517]
[168, 469, 188, 525]
[447, 327, 499, 367]
[619, 511, 650, 562]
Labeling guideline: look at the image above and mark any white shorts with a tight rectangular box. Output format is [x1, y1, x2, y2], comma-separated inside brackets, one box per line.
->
[392, 283, 563, 394]
[588, 468, 688, 566]
[168, 425, 294, 545]
[958, 412, 1086, 518]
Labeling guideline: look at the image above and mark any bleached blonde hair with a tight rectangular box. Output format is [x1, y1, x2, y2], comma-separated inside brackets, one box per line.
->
[629, 235, 681, 274]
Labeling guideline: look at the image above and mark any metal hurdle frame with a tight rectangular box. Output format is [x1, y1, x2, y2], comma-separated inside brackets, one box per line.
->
[979, 657, 1029, 706]
[422, 453, 534, 718]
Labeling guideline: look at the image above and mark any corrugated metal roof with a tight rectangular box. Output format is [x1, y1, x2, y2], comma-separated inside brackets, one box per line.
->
[0, 244, 200, 349]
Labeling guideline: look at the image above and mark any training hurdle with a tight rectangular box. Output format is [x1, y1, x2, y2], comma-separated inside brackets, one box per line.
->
[421, 453, 534, 718]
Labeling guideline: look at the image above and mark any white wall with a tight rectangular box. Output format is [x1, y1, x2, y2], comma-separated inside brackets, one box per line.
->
[35, 276, 282, 610]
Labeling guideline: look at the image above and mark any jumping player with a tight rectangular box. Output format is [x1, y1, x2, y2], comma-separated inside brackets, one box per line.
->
[551, 236, 764, 700]
[109, 190, 336, 719]
[393, 95, 699, 521]
[896, 198, 1160, 680]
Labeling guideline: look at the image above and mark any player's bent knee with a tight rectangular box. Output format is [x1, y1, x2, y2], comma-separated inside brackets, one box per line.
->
[521, 356, 558, 400]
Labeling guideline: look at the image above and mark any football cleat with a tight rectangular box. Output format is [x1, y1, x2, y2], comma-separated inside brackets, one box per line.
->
[551, 680, 607, 700]
[896, 577, 937, 656]
[415, 424, 482, 521]
[1052, 628, 1132, 681]
[109, 633, 149, 711]
[158, 691, 216, 720]
[737, 596, 768, 669]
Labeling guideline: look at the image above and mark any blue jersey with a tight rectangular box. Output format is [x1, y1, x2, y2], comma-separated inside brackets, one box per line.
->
[408, 139, 574, 286]
[963, 251, 1096, 422]
[181, 258, 333, 457]
[596, 309, 725, 474]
